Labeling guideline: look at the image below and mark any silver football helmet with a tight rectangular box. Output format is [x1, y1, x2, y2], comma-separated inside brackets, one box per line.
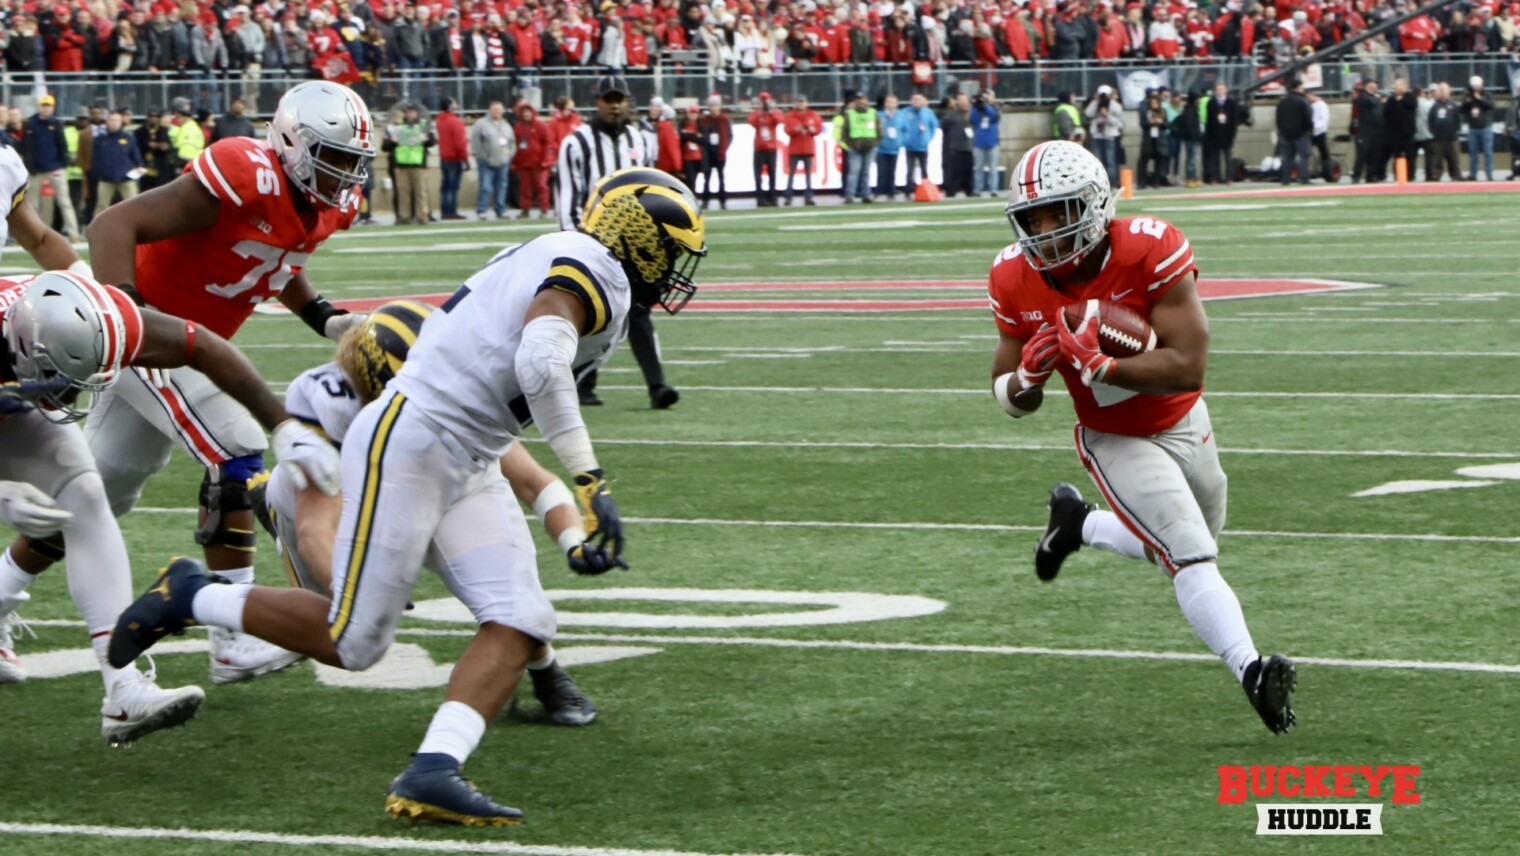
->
[1, 272, 136, 423]
[267, 81, 375, 209]
[1005, 141, 1115, 273]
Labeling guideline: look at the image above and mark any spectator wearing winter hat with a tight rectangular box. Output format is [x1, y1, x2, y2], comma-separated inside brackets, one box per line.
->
[1084, 84, 1124, 186]
[655, 104, 683, 179]
[511, 101, 552, 219]
[749, 91, 784, 206]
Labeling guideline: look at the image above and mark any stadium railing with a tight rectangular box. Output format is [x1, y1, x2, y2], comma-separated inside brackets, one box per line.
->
[3, 52, 1510, 117]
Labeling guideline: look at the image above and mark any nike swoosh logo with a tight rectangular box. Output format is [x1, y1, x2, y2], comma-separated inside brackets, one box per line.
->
[1202, 431, 1213, 444]
[1111, 289, 1134, 301]
[1037, 529, 1060, 554]
[104, 711, 130, 722]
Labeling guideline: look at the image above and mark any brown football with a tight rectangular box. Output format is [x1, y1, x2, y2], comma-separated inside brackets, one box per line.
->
[1061, 299, 1157, 359]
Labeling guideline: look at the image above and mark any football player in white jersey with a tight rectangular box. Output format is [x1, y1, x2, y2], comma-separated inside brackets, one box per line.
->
[252, 300, 600, 726]
[109, 168, 707, 824]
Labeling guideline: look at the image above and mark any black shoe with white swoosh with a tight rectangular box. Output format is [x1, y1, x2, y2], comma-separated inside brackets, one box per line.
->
[1242, 654, 1298, 735]
[1034, 483, 1094, 582]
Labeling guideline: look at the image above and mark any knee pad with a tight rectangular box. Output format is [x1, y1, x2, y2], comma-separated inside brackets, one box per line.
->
[195, 454, 264, 551]
[245, 470, 276, 540]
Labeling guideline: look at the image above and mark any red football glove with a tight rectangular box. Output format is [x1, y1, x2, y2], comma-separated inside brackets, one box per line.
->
[1017, 323, 1061, 388]
[1057, 303, 1116, 387]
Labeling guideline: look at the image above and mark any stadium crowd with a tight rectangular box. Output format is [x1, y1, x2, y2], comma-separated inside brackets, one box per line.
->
[0, 0, 1516, 82]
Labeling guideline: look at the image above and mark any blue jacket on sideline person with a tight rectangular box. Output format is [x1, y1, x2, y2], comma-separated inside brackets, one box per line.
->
[972, 102, 1000, 149]
[89, 129, 145, 182]
[900, 104, 939, 153]
[878, 109, 908, 156]
[21, 113, 69, 173]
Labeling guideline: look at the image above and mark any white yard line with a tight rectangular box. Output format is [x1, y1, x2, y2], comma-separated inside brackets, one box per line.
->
[545, 633, 1520, 676]
[561, 437, 1520, 460]
[128, 508, 1520, 544]
[0, 822, 801, 856]
[594, 384, 1520, 401]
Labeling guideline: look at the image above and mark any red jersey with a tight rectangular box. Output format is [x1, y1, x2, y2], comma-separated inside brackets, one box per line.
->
[987, 216, 1200, 436]
[136, 138, 358, 339]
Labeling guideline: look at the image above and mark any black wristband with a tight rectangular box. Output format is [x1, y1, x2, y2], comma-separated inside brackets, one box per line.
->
[298, 297, 346, 337]
[117, 282, 146, 307]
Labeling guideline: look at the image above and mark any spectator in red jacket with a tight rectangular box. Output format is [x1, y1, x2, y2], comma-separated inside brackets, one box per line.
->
[547, 94, 581, 160]
[509, 8, 542, 74]
[679, 104, 704, 196]
[46, 7, 88, 72]
[435, 97, 469, 220]
[697, 94, 732, 210]
[625, 18, 650, 68]
[783, 96, 822, 206]
[1093, 7, 1124, 60]
[1004, 11, 1034, 63]
[1397, 13, 1439, 53]
[748, 91, 783, 206]
[655, 104, 683, 177]
[512, 101, 551, 219]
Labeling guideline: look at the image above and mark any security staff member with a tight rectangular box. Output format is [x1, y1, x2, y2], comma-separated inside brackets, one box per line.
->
[557, 74, 678, 410]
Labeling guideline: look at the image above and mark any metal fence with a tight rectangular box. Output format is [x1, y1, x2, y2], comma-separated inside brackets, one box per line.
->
[3, 52, 1513, 118]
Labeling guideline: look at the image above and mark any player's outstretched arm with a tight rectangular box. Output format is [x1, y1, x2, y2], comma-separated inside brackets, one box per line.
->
[278, 271, 365, 341]
[86, 174, 219, 293]
[1071, 274, 1209, 395]
[7, 199, 82, 272]
[133, 308, 341, 495]
[499, 441, 591, 571]
[135, 307, 290, 431]
[292, 485, 341, 593]
[517, 287, 627, 572]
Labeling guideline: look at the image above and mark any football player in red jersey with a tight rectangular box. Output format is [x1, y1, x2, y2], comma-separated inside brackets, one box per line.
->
[987, 140, 1297, 735]
[0, 270, 337, 742]
[2, 81, 374, 686]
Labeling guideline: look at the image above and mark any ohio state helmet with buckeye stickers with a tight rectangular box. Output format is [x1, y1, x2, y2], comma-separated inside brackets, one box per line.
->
[1, 272, 142, 423]
[1005, 141, 1116, 274]
[267, 81, 376, 209]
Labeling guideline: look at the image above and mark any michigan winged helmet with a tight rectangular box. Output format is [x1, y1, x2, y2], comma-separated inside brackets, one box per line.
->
[337, 299, 434, 401]
[580, 168, 707, 313]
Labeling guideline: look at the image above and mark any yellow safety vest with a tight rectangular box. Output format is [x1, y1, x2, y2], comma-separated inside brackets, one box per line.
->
[1051, 103, 1081, 138]
[171, 120, 204, 163]
[394, 122, 426, 166]
[845, 108, 879, 141]
[64, 125, 82, 180]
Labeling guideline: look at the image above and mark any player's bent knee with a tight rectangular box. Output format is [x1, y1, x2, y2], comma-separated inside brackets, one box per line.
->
[332, 630, 394, 672]
[196, 455, 264, 551]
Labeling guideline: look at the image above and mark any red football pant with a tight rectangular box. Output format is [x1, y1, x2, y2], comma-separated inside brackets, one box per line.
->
[517, 166, 549, 211]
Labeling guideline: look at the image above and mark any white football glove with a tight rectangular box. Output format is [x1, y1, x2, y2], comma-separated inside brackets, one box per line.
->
[0, 481, 73, 537]
[324, 312, 367, 342]
[273, 420, 341, 496]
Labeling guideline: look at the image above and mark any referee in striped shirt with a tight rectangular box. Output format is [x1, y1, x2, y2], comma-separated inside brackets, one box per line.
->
[558, 74, 680, 410]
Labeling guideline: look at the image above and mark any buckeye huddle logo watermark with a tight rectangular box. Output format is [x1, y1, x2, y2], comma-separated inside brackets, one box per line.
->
[1217, 764, 1420, 835]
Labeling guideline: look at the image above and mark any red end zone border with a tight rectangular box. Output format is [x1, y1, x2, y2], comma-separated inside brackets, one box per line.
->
[305, 278, 1382, 314]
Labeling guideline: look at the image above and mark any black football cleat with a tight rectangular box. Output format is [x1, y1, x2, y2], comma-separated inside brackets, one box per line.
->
[529, 662, 599, 727]
[578, 389, 604, 407]
[1034, 483, 1094, 582]
[108, 558, 217, 669]
[385, 752, 524, 827]
[649, 385, 680, 410]
[1242, 654, 1298, 735]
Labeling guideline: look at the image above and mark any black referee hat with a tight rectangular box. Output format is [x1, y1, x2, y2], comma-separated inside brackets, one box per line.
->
[595, 74, 630, 100]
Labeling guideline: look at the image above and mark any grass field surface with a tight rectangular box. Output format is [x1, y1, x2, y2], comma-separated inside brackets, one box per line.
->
[2, 186, 1517, 855]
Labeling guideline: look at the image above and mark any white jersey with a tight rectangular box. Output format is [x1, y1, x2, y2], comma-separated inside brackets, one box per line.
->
[391, 230, 630, 460]
[284, 361, 363, 447]
[0, 146, 31, 258]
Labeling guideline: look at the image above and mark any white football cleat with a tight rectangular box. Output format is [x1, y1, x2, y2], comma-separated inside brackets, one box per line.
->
[209, 626, 305, 685]
[0, 593, 33, 684]
[101, 663, 205, 747]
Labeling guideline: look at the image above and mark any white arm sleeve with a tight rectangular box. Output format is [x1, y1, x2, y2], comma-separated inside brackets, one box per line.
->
[516, 314, 599, 473]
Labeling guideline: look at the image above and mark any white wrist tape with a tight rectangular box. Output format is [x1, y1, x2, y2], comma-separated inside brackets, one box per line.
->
[532, 479, 576, 526]
[67, 260, 94, 277]
[516, 315, 599, 473]
[993, 371, 1035, 418]
[557, 525, 588, 554]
